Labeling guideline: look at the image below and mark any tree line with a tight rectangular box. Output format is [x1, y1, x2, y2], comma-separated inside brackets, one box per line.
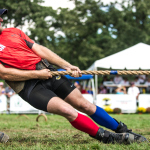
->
[1, 0, 150, 69]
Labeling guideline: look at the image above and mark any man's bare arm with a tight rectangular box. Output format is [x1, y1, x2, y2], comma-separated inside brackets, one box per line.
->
[32, 43, 82, 77]
[32, 43, 72, 69]
[0, 64, 52, 81]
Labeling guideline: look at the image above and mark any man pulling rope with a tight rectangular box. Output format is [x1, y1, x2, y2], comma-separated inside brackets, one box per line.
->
[0, 9, 148, 144]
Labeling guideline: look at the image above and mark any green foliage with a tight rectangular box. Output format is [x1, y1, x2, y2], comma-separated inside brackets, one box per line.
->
[52, 0, 106, 69]
[106, 0, 150, 52]
[1, 0, 150, 69]
[52, 0, 150, 69]
[1, 0, 44, 27]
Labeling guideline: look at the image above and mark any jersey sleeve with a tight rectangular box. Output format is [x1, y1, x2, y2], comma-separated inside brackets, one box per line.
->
[19, 29, 35, 49]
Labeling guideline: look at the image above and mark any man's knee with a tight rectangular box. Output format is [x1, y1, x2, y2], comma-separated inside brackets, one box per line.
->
[60, 106, 77, 120]
[76, 98, 96, 115]
[47, 97, 78, 121]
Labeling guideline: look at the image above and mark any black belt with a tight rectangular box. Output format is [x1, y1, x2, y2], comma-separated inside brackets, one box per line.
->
[36, 59, 57, 71]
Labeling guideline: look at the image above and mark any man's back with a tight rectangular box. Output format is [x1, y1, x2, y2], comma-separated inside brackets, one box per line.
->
[0, 28, 41, 70]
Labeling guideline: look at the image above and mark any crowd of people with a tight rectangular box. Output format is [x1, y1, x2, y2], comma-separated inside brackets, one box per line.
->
[0, 74, 149, 109]
[1, 74, 149, 99]
[99, 74, 150, 94]
[74, 74, 150, 100]
[73, 74, 150, 107]
[74, 81, 93, 94]
[74, 74, 150, 94]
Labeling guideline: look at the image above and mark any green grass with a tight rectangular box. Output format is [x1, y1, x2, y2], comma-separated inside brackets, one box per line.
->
[0, 114, 150, 150]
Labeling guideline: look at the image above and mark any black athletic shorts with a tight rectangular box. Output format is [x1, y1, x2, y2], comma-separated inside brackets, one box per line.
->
[19, 75, 76, 112]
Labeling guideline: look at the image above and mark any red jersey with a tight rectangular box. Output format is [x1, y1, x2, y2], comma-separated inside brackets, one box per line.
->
[0, 28, 41, 70]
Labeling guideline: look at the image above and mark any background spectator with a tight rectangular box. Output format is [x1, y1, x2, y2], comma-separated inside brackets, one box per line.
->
[127, 82, 140, 106]
[133, 76, 140, 85]
[101, 75, 109, 84]
[138, 75, 146, 84]
[115, 85, 126, 94]
[5, 86, 15, 99]
[145, 78, 150, 93]
[74, 81, 81, 90]
[113, 75, 123, 84]
[87, 87, 93, 95]
[74, 81, 88, 94]
[120, 77, 129, 86]
[80, 85, 88, 94]
[5, 86, 15, 114]
[99, 85, 107, 94]
[0, 82, 5, 95]
[103, 77, 114, 93]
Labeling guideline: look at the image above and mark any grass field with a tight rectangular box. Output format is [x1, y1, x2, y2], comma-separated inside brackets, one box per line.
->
[0, 114, 150, 150]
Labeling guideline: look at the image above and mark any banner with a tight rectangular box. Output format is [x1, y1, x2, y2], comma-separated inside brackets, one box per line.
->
[139, 94, 150, 108]
[9, 94, 39, 113]
[96, 94, 137, 113]
[0, 94, 7, 112]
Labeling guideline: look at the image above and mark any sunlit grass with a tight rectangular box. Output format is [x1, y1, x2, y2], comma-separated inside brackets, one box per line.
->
[0, 114, 149, 150]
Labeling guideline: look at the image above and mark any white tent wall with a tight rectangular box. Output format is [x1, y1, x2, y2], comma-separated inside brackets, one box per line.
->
[87, 43, 150, 103]
[88, 43, 150, 70]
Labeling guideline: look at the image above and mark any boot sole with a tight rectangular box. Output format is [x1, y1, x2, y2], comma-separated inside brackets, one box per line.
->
[125, 133, 149, 143]
[0, 133, 9, 143]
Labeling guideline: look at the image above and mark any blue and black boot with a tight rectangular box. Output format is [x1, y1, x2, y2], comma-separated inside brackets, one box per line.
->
[92, 127, 134, 144]
[114, 119, 149, 143]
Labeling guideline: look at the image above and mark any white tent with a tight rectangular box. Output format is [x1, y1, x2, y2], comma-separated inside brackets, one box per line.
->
[87, 43, 150, 101]
[88, 43, 150, 70]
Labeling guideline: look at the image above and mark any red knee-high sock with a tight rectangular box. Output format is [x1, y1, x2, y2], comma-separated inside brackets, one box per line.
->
[70, 113, 99, 136]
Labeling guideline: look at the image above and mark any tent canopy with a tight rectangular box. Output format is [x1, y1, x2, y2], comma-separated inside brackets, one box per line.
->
[88, 43, 150, 70]
[57, 69, 93, 80]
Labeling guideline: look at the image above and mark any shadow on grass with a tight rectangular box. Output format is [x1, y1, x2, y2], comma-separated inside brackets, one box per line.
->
[7, 135, 91, 146]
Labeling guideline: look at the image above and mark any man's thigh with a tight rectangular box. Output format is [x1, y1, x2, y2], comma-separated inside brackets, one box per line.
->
[64, 88, 96, 115]
[28, 78, 76, 112]
[54, 80, 76, 99]
[47, 97, 77, 121]
[28, 83, 58, 111]
[29, 83, 78, 121]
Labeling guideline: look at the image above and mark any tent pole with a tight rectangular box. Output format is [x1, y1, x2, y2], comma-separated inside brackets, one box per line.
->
[94, 67, 98, 105]
[91, 78, 95, 104]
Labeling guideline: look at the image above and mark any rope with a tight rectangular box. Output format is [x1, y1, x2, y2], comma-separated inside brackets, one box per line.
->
[50, 70, 150, 76]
